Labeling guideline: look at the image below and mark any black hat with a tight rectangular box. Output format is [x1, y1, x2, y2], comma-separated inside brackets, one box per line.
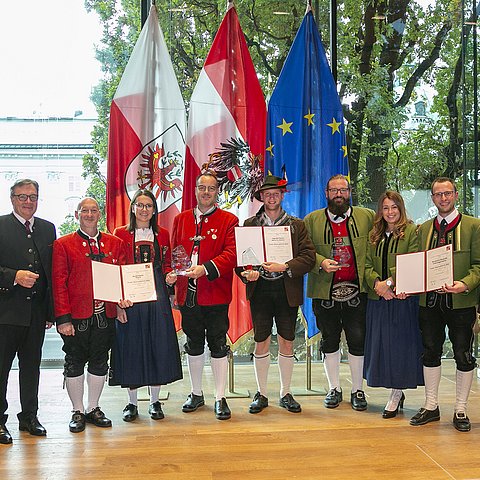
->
[254, 175, 288, 201]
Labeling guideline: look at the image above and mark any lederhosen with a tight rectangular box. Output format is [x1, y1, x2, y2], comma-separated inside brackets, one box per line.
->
[180, 208, 230, 359]
[313, 214, 367, 356]
[62, 230, 114, 378]
[419, 215, 477, 371]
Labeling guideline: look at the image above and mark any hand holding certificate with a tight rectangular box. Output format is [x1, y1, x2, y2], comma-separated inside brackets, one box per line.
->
[235, 226, 293, 267]
[92, 261, 157, 304]
[395, 245, 454, 295]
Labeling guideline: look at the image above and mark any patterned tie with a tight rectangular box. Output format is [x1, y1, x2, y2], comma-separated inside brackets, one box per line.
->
[25, 220, 31, 234]
[439, 219, 448, 246]
[89, 238, 99, 255]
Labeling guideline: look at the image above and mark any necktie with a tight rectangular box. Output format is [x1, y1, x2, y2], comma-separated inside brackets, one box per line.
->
[439, 219, 448, 245]
[25, 220, 31, 234]
[334, 214, 345, 221]
[89, 238, 99, 255]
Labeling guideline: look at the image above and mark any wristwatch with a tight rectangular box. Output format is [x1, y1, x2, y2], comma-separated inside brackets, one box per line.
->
[386, 279, 393, 288]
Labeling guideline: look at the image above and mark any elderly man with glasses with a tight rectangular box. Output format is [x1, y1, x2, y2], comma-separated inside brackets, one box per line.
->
[0, 179, 56, 445]
[304, 174, 375, 412]
[410, 177, 480, 432]
[52, 198, 126, 433]
[170, 172, 238, 420]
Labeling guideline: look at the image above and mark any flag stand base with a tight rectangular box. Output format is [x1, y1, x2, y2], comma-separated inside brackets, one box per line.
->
[227, 354, 251, 398]
[137, 386, 170, 401]
[292, 344, 326, 396]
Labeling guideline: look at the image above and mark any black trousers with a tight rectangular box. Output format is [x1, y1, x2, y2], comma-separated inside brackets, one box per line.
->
[419, 298, 477, 372]
[61, 313, 115, 378]
[0, 302, 46, 424]
[180, 304, 230, 358]
[312, 294, 367, 357]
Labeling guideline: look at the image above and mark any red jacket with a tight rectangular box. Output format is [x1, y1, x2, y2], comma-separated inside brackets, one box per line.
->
[52, 231, 126, 324]
[113, 225, 172, 274]
[171, 208, 238, 306]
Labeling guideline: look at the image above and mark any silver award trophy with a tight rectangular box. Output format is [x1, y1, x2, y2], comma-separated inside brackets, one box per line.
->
[242, 247, 261, 270]
[172, 245, 192, 275]
[331, 244, 351, 268]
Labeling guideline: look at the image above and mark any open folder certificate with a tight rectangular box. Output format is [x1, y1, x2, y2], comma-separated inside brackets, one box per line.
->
[91, 261, 157, 304]
[234, 226, 293, 266]
[395, 244, 454, 295]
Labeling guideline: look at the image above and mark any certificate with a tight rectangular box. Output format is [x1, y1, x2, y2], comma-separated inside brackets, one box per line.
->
[92, 261, 157, 304]
[395, 245, 454, 294]
[235, 226, 293, 266]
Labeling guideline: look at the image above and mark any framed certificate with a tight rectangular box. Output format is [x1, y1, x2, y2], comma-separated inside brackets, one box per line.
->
[91, 261, 157, 303]
[395, 245, 454, 294]
[235, 226, 293, 267]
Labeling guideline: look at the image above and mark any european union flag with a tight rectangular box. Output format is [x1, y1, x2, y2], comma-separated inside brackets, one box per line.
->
[266, 9, 349, 342]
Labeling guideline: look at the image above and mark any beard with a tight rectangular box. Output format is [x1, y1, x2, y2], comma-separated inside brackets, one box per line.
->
[327, 197, 350, 216]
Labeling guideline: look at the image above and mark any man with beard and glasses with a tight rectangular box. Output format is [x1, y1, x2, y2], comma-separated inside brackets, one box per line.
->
[304, 175, 374, 411]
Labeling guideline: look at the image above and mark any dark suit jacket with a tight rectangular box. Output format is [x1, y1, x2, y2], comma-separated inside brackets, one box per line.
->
[0, 213, 56, 327]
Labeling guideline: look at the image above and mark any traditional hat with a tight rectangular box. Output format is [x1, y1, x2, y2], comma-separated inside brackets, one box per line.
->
[253, 175, 288, 201]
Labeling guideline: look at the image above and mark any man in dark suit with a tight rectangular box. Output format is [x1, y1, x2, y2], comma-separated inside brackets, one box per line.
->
[0, 179, 56, 445]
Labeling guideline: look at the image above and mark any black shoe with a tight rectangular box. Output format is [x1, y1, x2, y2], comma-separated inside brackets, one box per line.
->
[249, 391, 268, 414]
[410, 407, 440, 426]
[214, 398, 231, 420]
[18, 414, 47, 436]
[69, 411, 86, 433]
[122, 404, 138, 422]
[279, 393, 302, 413]
[85, 407, 112, 428]
[324, 388, 342, 408]
[453, 412, 471, 432]
[351, 390, 368, 411]
[382, 393, 405, 419]
[148, 401, 165, 420]
[182, 393, 205, 413]
[0, 424, 12, 444]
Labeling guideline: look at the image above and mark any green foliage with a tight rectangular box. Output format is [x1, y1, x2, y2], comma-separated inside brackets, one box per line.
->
[82, 0, 474, 214]
[58, 214, 78, 237]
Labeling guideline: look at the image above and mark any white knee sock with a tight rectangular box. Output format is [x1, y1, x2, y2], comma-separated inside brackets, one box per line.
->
[253, 353, 270, 397]
[211, 356, 228, 401]
[187, 353, 205, 396]
[278, 353, 294, 398]
[323, 350, 341, 391]
[423, 365, 441, 410]
[65, 374, 85, 412]
[150, 386, 161, 403]
[385, 388, 403, 411]
[348, 353, 364, 393]
[86, 372, 106, 412]
[127, 388, 138, 406]
[455, 369, 474, 414]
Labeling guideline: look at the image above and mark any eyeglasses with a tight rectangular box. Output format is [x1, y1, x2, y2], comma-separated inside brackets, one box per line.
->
[79, 208, 99, 214]
[12, 194, 38, 202]
[327, 188, 349, 194]
[431, 191, 455, 199]
[196, 185, 217, 192]
[134, 202, 154, 210]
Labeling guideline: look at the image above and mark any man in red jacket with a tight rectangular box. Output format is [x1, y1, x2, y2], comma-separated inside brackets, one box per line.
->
[171, 172, 238, 420]
[52, 198, 126, 433]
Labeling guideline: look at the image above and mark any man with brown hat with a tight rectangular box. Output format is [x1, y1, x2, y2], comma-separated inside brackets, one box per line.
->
[239, 175, 315, 414]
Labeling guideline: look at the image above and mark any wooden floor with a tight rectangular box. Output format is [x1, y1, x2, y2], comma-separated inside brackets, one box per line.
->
[1, 360, 480, 480]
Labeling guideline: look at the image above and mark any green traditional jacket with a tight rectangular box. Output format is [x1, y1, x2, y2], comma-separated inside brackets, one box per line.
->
[364, 222, 418, 300]
[304, 206, 375, 300]
[418, 214, 480, 309]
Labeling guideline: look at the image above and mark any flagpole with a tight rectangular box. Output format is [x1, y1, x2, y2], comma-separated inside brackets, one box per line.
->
[305, 0, 312, 14]
[329, 0, 338, 82]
